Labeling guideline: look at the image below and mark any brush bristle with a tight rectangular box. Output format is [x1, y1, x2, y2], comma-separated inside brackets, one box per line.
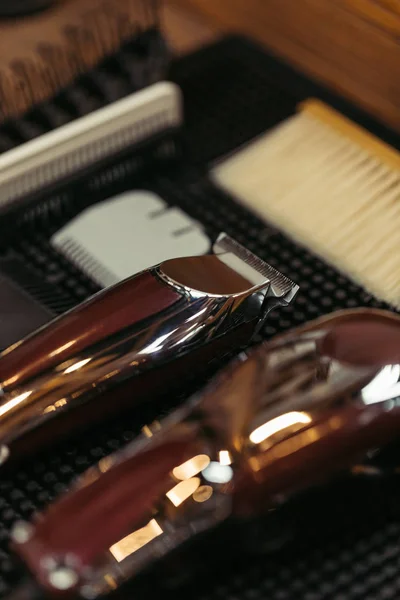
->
[212, 102, 400, 308]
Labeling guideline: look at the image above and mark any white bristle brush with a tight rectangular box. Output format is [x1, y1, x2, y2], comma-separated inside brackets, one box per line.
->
[212, 99, 400, 308]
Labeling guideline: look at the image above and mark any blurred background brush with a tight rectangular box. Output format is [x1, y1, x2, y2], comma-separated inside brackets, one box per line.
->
[0, 0, 217, 123]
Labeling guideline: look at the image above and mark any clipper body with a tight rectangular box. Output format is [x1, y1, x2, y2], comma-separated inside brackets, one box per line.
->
[0, 233, 298, 462]
[9, 309, 400, 600]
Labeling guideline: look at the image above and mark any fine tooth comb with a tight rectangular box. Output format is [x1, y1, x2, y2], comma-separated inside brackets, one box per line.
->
[0, 232, 298, 465]
[212, 98, 400, 309]
[0, 80, 181, 212]
[7, 307, 400, 600]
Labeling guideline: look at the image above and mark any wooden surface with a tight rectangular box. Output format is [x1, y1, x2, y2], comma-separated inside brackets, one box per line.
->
[337, 0, 400, 34]
[1, 0, 400, 133]
[169, 0, 400, 133]
[162, 2, 219, 53]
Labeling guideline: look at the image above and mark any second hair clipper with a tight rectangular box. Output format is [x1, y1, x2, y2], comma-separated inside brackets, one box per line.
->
[8, 308, 400, 600]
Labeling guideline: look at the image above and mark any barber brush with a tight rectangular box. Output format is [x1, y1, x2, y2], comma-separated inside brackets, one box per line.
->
[7, 307, 400, 599]
[212, 98, 400, 309]
[0, 0, 166, 123]
[0, 232, 298, 466]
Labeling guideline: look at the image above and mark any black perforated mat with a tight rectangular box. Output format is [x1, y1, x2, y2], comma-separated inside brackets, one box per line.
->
[0, 35, 399, 600]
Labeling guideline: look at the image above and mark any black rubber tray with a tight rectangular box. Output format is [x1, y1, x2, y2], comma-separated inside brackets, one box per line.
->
[0, 35, 399, 600]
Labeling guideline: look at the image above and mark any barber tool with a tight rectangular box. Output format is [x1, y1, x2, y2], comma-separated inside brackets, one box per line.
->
[0, 81, 181, 213]
[212, 98, 400, 309]
[7, 307, 400, 599]
[50, 190, 210, 289]
[0, 0, 166, 123]
[0, 232, 297, 465]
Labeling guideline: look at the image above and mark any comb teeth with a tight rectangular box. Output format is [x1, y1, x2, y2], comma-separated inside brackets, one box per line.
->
[212, 102, 400, 309]
[213, 233, 298, 297]
[0, 81, 181, 211]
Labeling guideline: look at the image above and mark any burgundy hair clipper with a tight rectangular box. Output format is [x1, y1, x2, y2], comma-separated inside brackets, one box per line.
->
[8, 308, 400, 599]
[0, 233, 298, 464]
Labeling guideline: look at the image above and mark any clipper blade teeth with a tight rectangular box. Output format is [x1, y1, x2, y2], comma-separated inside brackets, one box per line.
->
[213, 233, 298, 297]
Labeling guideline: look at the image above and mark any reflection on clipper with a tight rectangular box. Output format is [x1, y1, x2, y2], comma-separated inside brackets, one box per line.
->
[0, 391, 33, 418]
[49, 340, 76, 358]
[193, 485, 213, 503]
[249, 411, 312, 444]
[172, 455, 211, 480]
[202, 462, 233, 484]
[141, 421, 162, 439]
[63, 358, 92, 374]
[109, 519, 163, 563]
[362, 365, 400, 404]
[108, 459, 217, 565]
[42, 398, 67, 414]
[218, 450, 232, 466]
[11, 308, 400, 600]
[166, 477, 201, 507]
[138, 331, 178, 356]
[98, 456, 115, 474]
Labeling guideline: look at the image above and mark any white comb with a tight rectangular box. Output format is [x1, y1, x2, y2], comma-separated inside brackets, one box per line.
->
[51, 190, 210, 288]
